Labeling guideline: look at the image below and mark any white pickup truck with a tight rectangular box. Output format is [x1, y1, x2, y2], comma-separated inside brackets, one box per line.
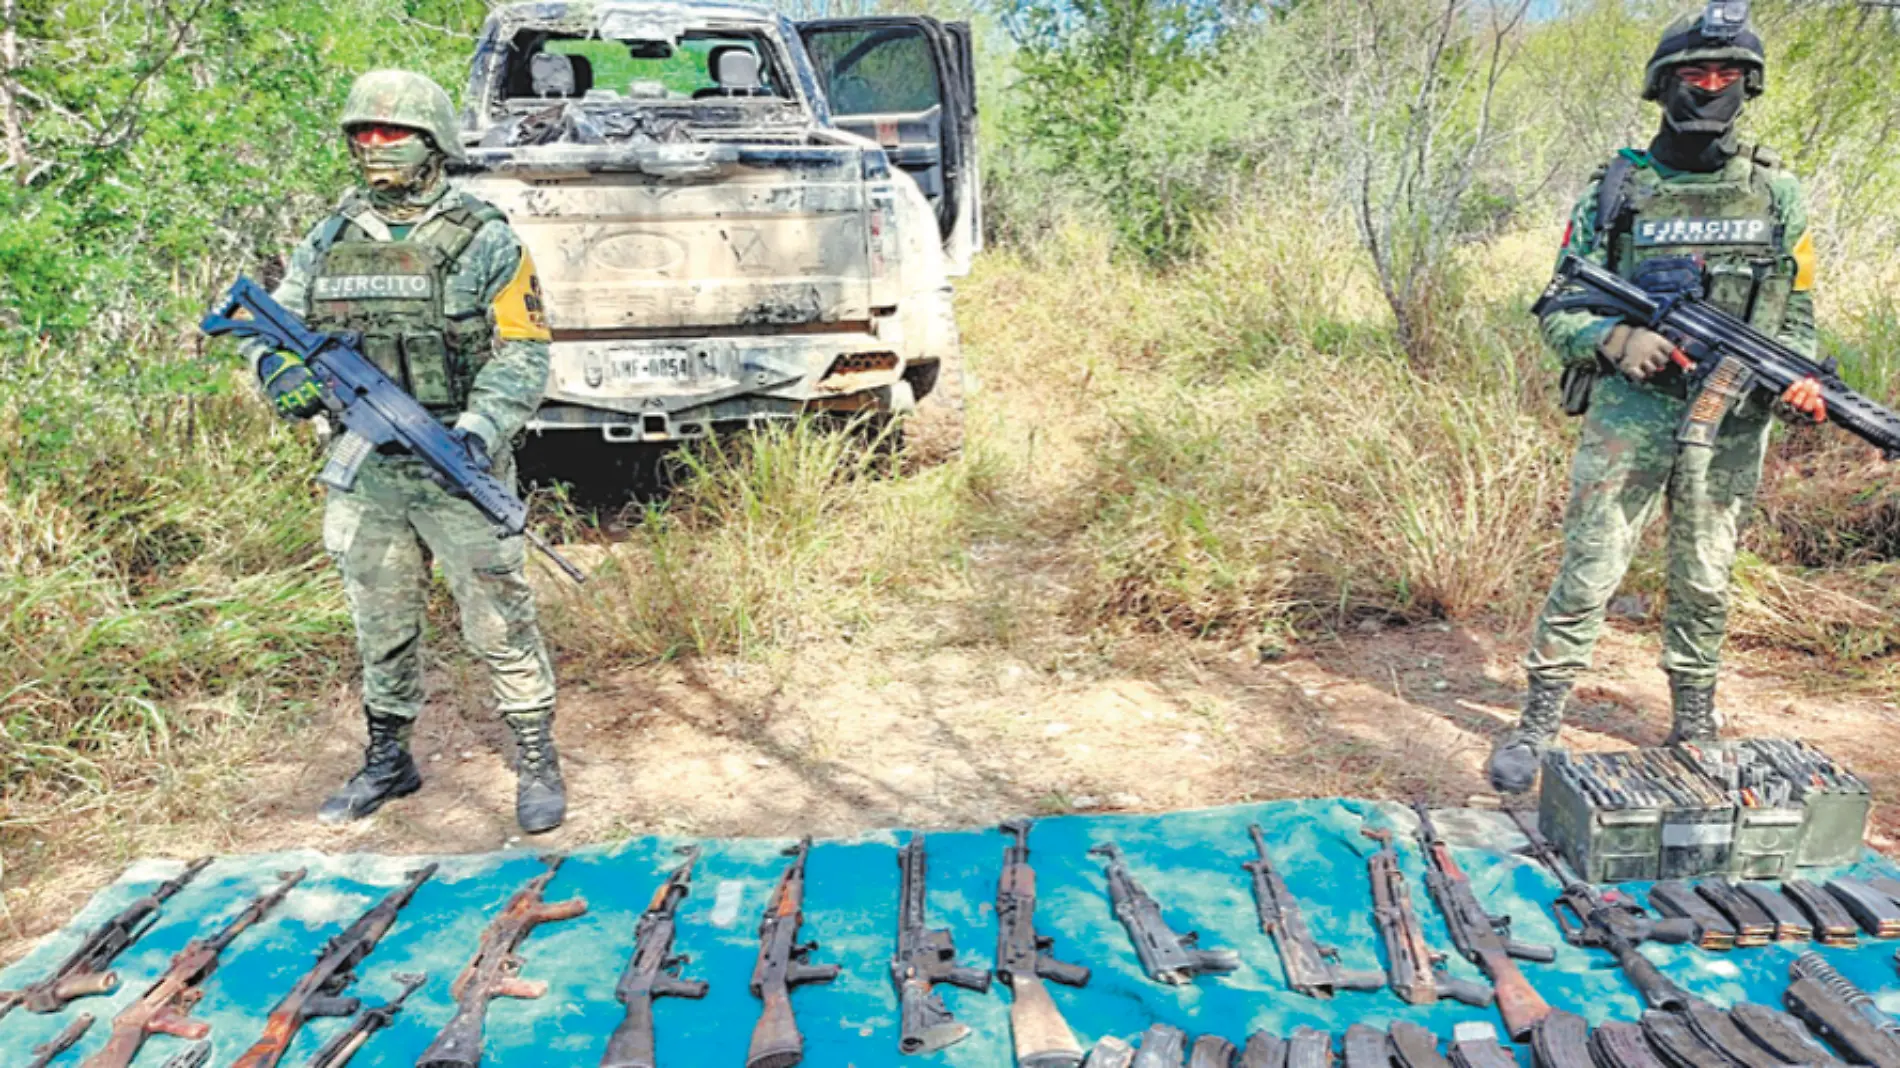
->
[455, 0, 979, 467]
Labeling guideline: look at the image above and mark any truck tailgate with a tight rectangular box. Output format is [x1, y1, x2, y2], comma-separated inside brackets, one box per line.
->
[462, 146, 873, 333]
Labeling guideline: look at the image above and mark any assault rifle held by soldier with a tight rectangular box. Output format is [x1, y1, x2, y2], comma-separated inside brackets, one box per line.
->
[418, 857, 588, 1068]
[1243, 823, 1384, 1000]
[1, 857, 212, 1020]
[200, 278, 585, 583]
[306, 972, 427, 1068]
[1532, 254, 1900, 458]
[1092, 841, 1239, 985]
[1410, 803, 1554, 1040]
[81, 868, 306, 1068]
[601, 848, 708, 1068]
[746, 837, 839, 1068]
[1361, 827, 1492, 1009]
[1512, 814, 1698, 1011]
[231, 863, 435, 1068]
[996, 819, 1092, 1068]
[891, 833, 991, 1055]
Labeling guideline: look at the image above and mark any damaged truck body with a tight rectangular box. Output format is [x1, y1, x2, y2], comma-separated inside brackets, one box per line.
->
[454, 0, 978, 466]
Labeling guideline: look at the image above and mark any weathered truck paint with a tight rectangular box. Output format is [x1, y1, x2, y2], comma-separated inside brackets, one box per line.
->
[454, 1, 972, 449]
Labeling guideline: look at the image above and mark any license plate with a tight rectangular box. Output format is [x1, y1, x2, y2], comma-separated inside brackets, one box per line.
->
[607, 349, 698, 383]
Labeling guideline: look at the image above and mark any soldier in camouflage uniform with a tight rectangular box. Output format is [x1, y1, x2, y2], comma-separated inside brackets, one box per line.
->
[254, 71, 566, 832]
[1487, 9, 1829, 794]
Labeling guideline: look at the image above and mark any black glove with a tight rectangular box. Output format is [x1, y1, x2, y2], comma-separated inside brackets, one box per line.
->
[258, 352, 325, 420]
[426, 427, 492, 496]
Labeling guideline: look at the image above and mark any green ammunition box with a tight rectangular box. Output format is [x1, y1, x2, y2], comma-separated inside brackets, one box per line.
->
[1657, 801, 1736, 880]
[1796, 784, 1872, 867]
[1538, 750, 1662, 883]
[1730, 805, 1804, 879]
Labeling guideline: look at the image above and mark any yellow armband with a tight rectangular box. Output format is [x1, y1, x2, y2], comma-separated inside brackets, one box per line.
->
[493, 249, 552, 341]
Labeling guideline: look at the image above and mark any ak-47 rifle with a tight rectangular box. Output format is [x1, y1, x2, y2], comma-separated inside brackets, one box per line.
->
[199, 278, 585, 583]
[891, 832, 990, 1055]
[1092, 841, 1238, 985]
[1243, 823, 1383, 999]
[1360, 827, 1492, 1009]
[746, 838, 839, 1068]
[305, 972, 427, 1068]
[418, 856, 588, 1068]
[26, 1013, 94, 1068]
[1785, 951, 1900, 1068]
[1410, 802, 1553, 1040]
[996, 819, 1091, 1068]
[1532, 253, 1900, 459]
[1, 857, 213, 1020]
[601, 848, 708, 1068]
[80, 868, 306, 1068]
[232, 864, 436, 1068]
[1511, 813, 1698, 1011]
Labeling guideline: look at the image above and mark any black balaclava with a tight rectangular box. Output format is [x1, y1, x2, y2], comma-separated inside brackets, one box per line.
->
[1649, 77, 1745, 173]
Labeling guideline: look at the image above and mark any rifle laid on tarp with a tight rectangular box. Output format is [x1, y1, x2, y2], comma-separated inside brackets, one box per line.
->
[996, 818, 1091, 1068]
[746, 837, 839, 1068]
[418, 856, 588, 1068]
[81, 868, 306, 1068]
[602, 848, 708, 1068]
[232, 863, 436, 1068]
[306, 972, 427, 1068]
[1, 857, 213, 1020]
[1784, 951, 1900, 1068]
[1512, 813, 1698, 1012]
[1092, 841, 1238, 985]
[26, 1013, 94, 1068]
[891, 832, 990, 1055]
[200, 278, 584, 582]
[1532, 253, 1900, 458]
[1411, 802, 1553, 1040]
[1361, 827, 1492, 1009]
[1243, 823, 1384, 1000]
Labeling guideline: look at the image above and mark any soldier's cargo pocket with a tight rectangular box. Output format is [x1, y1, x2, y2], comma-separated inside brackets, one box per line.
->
[323, 495, 364, 557]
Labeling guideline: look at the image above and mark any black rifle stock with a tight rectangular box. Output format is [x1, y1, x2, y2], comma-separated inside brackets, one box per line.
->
[602, 847, 707, 1068]
[1, 857, 212, 1020]
[233, 864, 435, 1068]
[1411, 802, 1552, 1040]
[1092, 841, 1238, 985]
[306, 972, 427, 1068]
[199, 278, 584, 583]
[1532, 254, 1900, 458]
[1244, 823, 1383, 999]
[746, 838, 838, 1068]
[996, 819, 1090, 1068]
[1511, 813, 1698, 1012]
[82, 868, 306, 1068]
[418, 857, 587, 1068]
[892, 832, 990, 1055]
[1361, 827, 1492, 1010]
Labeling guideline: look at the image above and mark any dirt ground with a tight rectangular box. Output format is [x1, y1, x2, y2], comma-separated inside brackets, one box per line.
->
[5, 606, 1897, 967]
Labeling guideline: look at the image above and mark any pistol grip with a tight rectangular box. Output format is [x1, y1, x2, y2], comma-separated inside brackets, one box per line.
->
[1509, 940, 1558, 964]
[1336, 968, 1388, 993]
[1437, 972, 1496, 1009]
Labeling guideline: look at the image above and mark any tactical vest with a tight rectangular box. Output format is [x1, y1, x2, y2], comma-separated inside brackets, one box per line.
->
[1600, 147, 1795, 337]
[306, 198, 505, 412]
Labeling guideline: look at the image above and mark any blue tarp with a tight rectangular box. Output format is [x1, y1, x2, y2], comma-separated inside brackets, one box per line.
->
[4, 799, 1898, 1066]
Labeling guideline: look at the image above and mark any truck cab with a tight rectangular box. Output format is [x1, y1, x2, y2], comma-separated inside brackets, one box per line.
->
[454, 1, 978, 458]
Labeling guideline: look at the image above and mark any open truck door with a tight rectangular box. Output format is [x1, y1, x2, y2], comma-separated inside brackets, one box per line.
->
[797, 16, 980, 274]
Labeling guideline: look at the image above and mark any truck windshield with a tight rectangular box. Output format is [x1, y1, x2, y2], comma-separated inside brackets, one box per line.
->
[504, 31, 787, 103]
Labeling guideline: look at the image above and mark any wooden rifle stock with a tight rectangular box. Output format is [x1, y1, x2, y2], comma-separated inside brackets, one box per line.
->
[1007, 974, 1084, 1068]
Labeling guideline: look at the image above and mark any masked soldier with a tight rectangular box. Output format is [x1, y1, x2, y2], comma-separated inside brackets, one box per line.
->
[253, 71, 565, 832]
[1487, 7, 1828, 794]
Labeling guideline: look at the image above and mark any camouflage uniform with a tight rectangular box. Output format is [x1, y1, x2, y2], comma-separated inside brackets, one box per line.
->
[261, 71, 563, 831]
[1487, 8, 1821, 794]
[1528, 147, 1816, 688]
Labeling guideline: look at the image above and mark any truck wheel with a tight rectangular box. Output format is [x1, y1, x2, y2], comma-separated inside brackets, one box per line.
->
[902, 349, 966, 466]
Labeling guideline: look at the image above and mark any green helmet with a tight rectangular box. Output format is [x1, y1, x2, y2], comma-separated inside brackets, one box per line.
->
[1642, 7, 1766, 101]
[339, 70, 466, 163]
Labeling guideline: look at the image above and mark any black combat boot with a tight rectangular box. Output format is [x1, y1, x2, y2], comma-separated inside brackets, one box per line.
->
[318, 709, 423, 825]
[1485, 677, 1572, 794]
[1665, 676, 1721, 746]
[504, 710, 566, 834]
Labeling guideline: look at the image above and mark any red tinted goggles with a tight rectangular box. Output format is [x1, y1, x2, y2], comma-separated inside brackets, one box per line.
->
[350, 124, 423, 147]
